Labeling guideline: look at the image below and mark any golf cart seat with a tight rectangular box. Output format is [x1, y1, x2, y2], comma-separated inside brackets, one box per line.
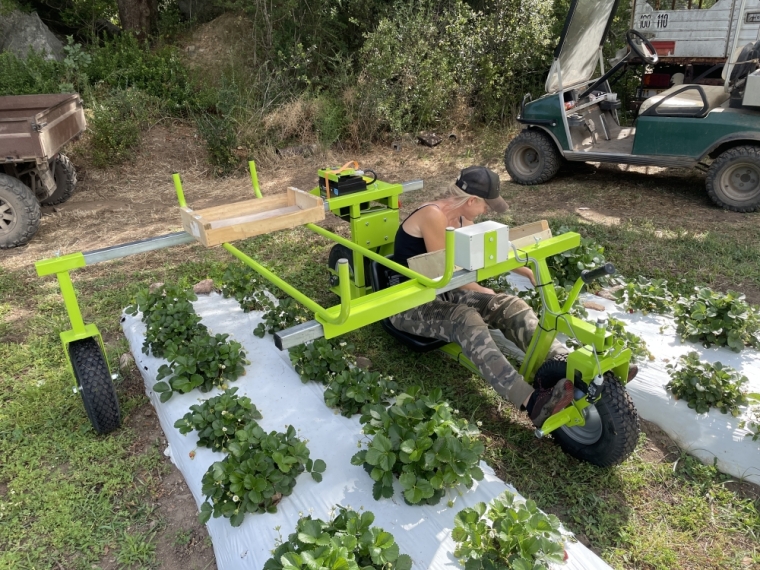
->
[639, 84, 729, 117]
[370, 254, 447, 353]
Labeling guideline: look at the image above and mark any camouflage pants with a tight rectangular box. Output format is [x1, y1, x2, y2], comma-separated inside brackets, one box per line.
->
[389, 290, 567, 408]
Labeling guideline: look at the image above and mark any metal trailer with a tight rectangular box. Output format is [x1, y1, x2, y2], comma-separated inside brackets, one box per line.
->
[0, 93, 86, 248]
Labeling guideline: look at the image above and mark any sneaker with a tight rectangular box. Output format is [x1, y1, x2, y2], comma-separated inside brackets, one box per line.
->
[526, 379, 575, 428]
[627, 365, 639, 382]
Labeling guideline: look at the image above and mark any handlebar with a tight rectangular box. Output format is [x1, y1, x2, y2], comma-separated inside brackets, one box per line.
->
[581, 263, 616, 284]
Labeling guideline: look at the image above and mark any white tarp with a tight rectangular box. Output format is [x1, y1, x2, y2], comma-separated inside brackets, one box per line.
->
[122, 294, 611, 570]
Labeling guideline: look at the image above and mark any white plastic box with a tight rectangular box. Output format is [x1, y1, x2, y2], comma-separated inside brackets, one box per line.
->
[454, 221, 510, 271]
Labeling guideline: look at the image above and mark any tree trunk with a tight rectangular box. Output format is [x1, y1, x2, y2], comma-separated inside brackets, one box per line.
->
[117, 0, 158, 37]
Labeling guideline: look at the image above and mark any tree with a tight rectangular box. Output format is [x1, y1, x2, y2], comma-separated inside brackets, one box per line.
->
[116, 0, 157, 36]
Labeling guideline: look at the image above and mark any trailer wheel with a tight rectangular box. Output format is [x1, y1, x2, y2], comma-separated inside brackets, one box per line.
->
[706, 146, 760, 212]
[41, 154, 77, 206]
[0, 173, 41, 249]
[69, 338, 121, 435]
[328, 244, 371, 289]
[504, 130, 561, 185]
[534, 358, 639, 467]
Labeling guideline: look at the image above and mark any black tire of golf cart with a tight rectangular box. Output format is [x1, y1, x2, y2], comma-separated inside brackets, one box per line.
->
[69, 337, 121, 435]
[0, 173, 40, 249]
[705, 145, 760, 213]
[534, 357, 640, 467]
[41, 154, 77, 206]
[328, 243, 371, 289]
[504, 129, 561, 185]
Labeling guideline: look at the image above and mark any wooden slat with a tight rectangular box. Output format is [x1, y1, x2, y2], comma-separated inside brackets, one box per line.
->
[510, 220, 553, 249]
[203, 205, 323, 246]
[207, 205, 301, 229]
[196, 195, 289, 221]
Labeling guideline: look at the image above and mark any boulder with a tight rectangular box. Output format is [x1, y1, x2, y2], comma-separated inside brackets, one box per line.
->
[0, 10, 63, 61]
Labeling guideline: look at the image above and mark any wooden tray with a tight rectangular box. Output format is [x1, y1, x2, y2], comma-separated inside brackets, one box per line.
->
[181, 187, 325, 247]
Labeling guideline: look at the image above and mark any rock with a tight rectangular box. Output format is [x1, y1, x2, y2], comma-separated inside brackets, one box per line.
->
[355, 356, 372, 370]
[0, 11, 63, 61]
[193, 279, 215, 295]
[417, 132, 442, 147]
[149, 282, 164, 293]
[119, 352, 134, 371]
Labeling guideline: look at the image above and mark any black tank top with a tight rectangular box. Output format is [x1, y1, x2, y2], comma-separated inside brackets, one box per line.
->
[394, 204, 440, 267]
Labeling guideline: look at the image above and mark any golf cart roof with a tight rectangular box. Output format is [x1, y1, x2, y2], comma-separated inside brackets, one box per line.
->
[545, 0, 620, 93]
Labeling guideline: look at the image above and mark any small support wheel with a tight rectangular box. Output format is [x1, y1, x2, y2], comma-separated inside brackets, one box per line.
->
[69, 338, 121, 435]
[504, 129, 561, 185]
[706, 146, 760, 212]
[41, 154, 78, 206]
[327, 244, 371, 289]
[534, 357, 640, 466]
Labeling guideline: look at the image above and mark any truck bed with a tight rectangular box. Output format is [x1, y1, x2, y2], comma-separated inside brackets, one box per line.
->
[0, 93, 86, 163]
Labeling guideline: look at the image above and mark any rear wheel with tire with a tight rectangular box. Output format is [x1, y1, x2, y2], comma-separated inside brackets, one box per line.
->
[41, 154, 77, 206]
[534, 358, 639, 466]
[69, 338, 121, 435]
[0, 173, 41, 249]
[706, 146, 760, 212]
[328, 244, 371, 289]
[504, 129, 561, 185]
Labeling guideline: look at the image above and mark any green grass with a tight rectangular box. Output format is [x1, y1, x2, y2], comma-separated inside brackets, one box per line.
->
[1, 199, 759, 569]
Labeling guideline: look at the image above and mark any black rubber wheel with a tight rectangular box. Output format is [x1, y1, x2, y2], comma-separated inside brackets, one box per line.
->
[534, 357, 640, 467]
[41, 154, 77, 206]
[69, 338, 121, 435]
[0, 173, 41, 249]
[504, 129, 561, 185]
[706, 146, 760, 212]
[328, 244, 371, 289]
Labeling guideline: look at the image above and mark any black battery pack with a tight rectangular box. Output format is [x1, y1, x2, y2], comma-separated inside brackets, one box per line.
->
[318, 174, 367, 198]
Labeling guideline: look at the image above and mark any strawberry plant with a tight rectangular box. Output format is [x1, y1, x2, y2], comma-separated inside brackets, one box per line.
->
[451, 491, 566, 570]
[674, 288, 760, 351]
[199, 424, 325, 527]
[174, 387, 262, 451]
[154, 333, 249, 402]
[614, 276, 674, 315]
[481, 274, 519, 295]
[324, 368, 398, 417]
[125, 284, 206, 358]
[518, 285, 588, 318]
[666, 352, 748, 416]
[739, 400, 760, 442]
[219, 262, 270, 312]
[264, 507, 412, 570]
[351, 387, 484, 505]
[254, 298, 311, 338]
[289, 338, 354, 384]
[548, 228, 607, 289]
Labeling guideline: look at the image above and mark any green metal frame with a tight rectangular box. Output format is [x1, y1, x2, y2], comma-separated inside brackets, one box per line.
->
[36, 162, 633, 437]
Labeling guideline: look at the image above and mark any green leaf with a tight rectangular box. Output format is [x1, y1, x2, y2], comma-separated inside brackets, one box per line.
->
[153, 381, 171, 393]
[312, 459, 326, 473]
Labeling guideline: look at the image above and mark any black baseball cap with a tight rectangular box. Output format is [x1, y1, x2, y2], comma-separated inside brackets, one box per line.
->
[454, 166, 508, 213]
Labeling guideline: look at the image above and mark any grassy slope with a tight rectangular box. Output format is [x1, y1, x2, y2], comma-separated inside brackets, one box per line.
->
[2, 179, 760, 569]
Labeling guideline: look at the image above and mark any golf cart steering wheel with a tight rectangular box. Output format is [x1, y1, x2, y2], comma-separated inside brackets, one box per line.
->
[626, 29, 658, 65]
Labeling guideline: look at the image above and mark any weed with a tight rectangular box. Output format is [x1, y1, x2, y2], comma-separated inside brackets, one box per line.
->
[116, 531, 157, 568]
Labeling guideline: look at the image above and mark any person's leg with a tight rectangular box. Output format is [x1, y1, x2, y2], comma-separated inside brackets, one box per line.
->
[389, 296, 534, 408]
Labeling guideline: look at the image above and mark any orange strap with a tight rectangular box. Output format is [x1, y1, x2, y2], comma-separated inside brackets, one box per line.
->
[324, 161, 359, 200]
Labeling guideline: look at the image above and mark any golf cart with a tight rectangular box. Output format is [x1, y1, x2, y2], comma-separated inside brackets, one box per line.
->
[504, 0, 760, 212]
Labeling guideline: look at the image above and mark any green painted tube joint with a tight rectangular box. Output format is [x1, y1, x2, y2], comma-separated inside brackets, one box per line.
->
[249, 161, 263, 199]
[173, 173, 187, 208]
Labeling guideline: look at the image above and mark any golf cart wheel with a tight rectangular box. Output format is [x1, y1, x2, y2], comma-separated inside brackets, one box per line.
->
[41, 154, 77, 206]
[69, 338, 121, 435]
[504, 129, 561, 185]
[534, 358, 640, 467]
[0, 173, 41, 249]
[327, 244, 371, 289]
[706, 146, 760, 212]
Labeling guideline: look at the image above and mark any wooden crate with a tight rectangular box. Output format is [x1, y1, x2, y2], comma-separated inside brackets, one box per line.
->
[181, 187, 325, 247]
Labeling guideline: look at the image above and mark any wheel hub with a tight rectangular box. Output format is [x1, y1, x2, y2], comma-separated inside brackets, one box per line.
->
[558, 403, 603, 445]
[0, 198, 16, 234]
[515, 147, 541, 175]
[722, 162, 760, 201]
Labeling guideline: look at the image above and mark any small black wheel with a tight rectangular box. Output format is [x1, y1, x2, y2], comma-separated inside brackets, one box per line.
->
[0, 173, 41, 249]
[534, 358, 640, 467]
[504, 129, 561, 185]
[41, 154, 78, 206]
[69, 338, 121, 435]
[327, 244, 371, 289]
[706, 146, 760, 212]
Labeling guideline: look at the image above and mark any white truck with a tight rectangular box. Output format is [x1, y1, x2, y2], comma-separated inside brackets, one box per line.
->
[630, 0, 760, 104]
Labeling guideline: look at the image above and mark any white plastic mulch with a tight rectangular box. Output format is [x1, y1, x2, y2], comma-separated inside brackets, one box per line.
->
[122, 294, 612, 570]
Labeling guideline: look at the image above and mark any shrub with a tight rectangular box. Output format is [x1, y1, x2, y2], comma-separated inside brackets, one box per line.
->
[351, 387, 484, 505]
[199, 424, 324, 526]
[452, 491, 566, 570]
[195, 111, 239, 175]
[264, 507, 412, 570]
[614, 276, 675, 315]
[324, 368, 398, 417]
[673, 287, 760, 351]
[289, 338, 354, 384]
[666, 352, 748, 416]
[0, 50, 62, 96]
[174, 387, 263, 452]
